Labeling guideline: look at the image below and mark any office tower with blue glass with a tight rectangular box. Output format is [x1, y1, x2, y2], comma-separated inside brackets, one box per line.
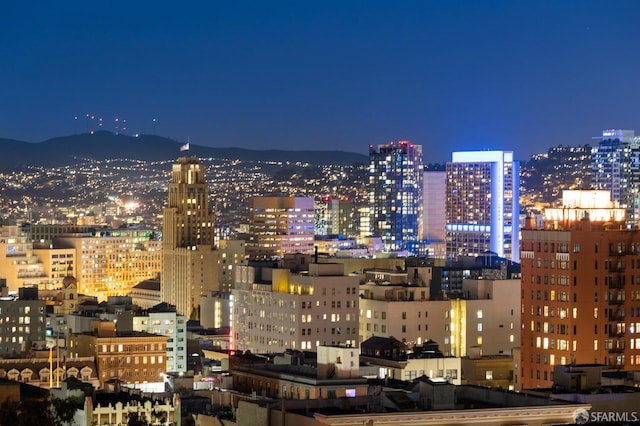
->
[446, 150, 519, 262]
[369, 141, 423, 251]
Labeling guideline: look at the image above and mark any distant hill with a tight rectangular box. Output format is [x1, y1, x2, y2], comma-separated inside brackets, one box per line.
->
[0, 131, 369, 168]
[520, 144, 592, 204]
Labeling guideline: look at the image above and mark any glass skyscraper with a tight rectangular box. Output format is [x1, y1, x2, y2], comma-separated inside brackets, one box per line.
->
[591, 129, 640, 228]
[369, 141, 423, 251]
[445, 150, 519, 261]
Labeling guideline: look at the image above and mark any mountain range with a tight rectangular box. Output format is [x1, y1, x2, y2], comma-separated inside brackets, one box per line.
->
[0, 131, 369, 168]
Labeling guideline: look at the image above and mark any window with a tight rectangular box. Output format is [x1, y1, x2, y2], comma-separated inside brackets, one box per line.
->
[486, 370, 493, 380]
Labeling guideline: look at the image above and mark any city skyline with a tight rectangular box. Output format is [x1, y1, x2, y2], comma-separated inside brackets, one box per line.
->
[3, 2, 640, 162]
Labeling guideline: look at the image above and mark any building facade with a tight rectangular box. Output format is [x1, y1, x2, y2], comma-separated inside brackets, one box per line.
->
[591, 129, 640, 228]
[359, 275, 520, 358]
[315, 197, 356, 238]
[132, 305, 187, 373]
[369, 141, 423, 251]
[55, 229, 160, 301]
[68, 321, 167, 388]
[521, 190, 640, 389]
[446, 150, 519, 261]
[232, 263, 359, 353]
[0, 296, 46, 356]
[248, 196, 315, 258]
[218, 239, 247, 293]
[0, 226, 54, 292]
[161, 157, 218, 319]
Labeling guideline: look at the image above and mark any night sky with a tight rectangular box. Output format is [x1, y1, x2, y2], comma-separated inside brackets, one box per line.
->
[2, 1, 639, 163]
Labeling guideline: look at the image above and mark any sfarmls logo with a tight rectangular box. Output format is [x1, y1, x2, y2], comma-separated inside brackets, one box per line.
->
[573, 408, 639, 424]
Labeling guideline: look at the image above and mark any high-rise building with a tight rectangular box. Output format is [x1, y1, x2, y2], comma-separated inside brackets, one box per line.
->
[591, 129, 640, 228]
[315, 197, 356, 237]
[520, 190, 635, 390]
[161, 157, 218, 318]
[446, 151, 519, 261]
[422, 170, 447, 257]
[218, 239, 247, 293]
[369, 141, 423, 251]
[247, 196, 315, 258]
[423, 171, 446, 242]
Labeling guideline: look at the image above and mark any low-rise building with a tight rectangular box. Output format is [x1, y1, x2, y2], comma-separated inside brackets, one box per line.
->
[232, 346, 368, 400]
[360, 336, 462, 384]
[68, 320, 167, 388]
[127, 278, 160, 309]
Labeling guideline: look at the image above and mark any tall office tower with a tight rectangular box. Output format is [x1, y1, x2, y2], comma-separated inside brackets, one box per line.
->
[520, 190, 635, 390]
[336, 198, 356, 237]
[423, 171, 447, 257]
[369, 141, 423, 251]
[161, 157, 218, 319]
[591, 129, 640, 228]
[247, 196, 315, 258]
[316, 197, 356, 237]
[446, 151, 519, 261]
[218, 239, 247, 293]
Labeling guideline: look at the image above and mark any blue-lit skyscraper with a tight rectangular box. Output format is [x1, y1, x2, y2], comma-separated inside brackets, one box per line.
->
[445, 150, 519, 261]
[369, 141, 423, 251]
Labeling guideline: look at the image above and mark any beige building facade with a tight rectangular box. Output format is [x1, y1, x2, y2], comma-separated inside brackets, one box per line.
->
[161, 157, 218, 319]
[232, 263, 359, 353]
[359, 278, 520, 357]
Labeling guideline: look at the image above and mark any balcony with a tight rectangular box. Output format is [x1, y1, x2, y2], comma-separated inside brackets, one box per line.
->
[609, 264, 626, 273]
[608, 330, 625, 337]
[608, 347, 625, 354]
[609, 280, 625, 289]
[607, 299, 625, 306]
[608, 313, 625, 321]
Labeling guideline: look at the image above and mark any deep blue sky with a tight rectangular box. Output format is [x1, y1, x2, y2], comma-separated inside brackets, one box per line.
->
[2, 1, 639, 162]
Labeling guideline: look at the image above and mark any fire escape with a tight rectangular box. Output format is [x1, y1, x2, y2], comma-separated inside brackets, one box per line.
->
[606, 243, 627, 368]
